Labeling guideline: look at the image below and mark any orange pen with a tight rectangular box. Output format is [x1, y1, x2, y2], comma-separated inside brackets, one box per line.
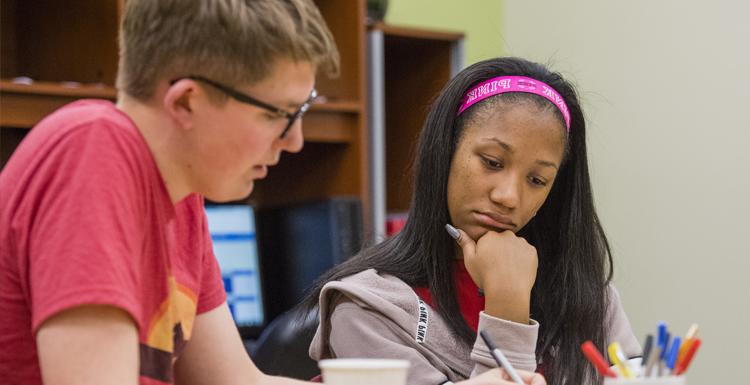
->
[676, 338, 694, 367]
[674, 338, 701, 375]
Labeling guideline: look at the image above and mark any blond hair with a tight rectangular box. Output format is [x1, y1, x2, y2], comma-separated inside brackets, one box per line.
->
[116, 0, 339, 100]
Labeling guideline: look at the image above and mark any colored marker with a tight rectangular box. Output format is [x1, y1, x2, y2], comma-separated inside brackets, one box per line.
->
[608, 342, 634, 379]
[641, 334, 654, 369]
[677, 323, 699, 365]
[645, 344, 662, 377]
[677, 338, 694, 367]
[657, 321, 667, 347]
[480, 331, 524, 385]
[685, 323, 699, 339]
[674, 338, 702, 375]
[660, 332, 671, 360]
[581, 341, 618, 378]
[666, 337, 682, 372]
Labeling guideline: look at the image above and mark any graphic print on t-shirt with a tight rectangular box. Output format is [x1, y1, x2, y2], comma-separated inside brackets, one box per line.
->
[139, 276, 198, 383]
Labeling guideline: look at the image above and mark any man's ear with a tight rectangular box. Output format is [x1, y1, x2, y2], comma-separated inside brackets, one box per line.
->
[163, 79, 197, 130]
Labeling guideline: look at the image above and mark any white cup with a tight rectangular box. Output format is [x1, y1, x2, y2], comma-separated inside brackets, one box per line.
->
[318, 358, 410, 385]
[604, 376, 686, 385]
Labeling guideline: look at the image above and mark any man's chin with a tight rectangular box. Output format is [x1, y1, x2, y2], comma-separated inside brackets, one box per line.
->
[205, 182, 254, 203]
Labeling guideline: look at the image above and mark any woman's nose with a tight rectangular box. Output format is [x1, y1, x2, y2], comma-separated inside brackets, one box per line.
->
[489, 176, 521, 210]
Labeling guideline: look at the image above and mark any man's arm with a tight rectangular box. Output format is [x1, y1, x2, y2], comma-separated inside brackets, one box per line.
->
[174, 302, 311, 385]
[36, 305, 139, 385]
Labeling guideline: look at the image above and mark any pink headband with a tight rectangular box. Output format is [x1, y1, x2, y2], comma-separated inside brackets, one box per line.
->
[457, 76, 571, 131]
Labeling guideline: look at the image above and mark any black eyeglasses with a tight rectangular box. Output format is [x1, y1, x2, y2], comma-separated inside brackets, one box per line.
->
[171, 75, 317, 138]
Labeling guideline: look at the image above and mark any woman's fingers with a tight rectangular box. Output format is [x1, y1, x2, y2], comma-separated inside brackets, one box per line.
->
[511, 369, 547, 385]
[445, 224, 476, 259]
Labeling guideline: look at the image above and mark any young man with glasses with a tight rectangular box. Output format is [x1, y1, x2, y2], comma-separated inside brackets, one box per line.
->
[0, 1, 329, 384]
[0, 1, 544, 384]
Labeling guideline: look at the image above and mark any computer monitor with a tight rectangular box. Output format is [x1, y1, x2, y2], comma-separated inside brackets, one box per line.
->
[204, 204, 265, 338]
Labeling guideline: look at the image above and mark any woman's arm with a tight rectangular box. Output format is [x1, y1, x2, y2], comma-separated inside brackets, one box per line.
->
[469, 312, 539, 374]
[450, 228, 541, 374]
[326, 302, 456, 385]
[326, 302, 546, 385]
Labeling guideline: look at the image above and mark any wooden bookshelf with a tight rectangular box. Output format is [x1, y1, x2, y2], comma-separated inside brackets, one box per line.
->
[366, 23, 464, 235]
[0, 0, 371, 220]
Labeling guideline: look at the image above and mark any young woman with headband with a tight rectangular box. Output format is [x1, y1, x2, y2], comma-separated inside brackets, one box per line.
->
[303, 57, 641, 385]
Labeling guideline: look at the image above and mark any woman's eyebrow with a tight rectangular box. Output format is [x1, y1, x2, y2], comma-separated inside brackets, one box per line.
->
[481, 137, 514, 153]
[481, 137, 559, 170]
[536, 159, 559, 170]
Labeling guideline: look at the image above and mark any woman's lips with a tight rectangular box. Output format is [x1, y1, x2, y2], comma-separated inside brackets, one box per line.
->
[473, 211, 516, 231]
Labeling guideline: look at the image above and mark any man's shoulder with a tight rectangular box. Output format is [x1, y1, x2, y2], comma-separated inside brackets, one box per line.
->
[51, 99, 120, 118]
[15, 99, 143, 163]
[0, 99, 159, 220]
[39, 99, 135, 137]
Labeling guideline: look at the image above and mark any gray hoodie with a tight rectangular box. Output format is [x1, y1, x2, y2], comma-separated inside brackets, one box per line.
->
[309, 269, 641, 385]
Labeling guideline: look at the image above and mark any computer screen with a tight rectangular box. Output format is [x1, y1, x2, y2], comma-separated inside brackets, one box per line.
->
[204, 205, 265, 334]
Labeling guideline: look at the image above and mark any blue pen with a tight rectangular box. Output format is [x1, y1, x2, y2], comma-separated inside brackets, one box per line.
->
[657, 321, 667, 348]
[660, 332, 671, 360]
[658, 330, 670, 377]
[666, 337, 682, 372]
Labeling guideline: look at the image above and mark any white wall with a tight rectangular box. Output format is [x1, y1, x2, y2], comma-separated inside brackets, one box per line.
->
[502, 1, 750, 384]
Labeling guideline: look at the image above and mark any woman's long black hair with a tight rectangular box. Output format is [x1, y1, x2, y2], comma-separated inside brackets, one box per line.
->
[302, 57, 613, 385]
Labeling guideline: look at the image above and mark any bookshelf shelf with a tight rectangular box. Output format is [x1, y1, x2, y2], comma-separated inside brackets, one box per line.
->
[369, 22, 464, 42]
[0, 81, 360, 144]
[310, 100, 362, 113]
[0, 80, 117, 98]
[0, 80, 116, 128]
[0, 81, 358, 144]
[303, 109, 357, 143]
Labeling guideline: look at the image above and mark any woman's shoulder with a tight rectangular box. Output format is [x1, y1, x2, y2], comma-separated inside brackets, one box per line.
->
[320, 268, 417, 313]
[328, 268, 412, 295]
[605, 282, 624, 302]
[603, 282, 641, 357]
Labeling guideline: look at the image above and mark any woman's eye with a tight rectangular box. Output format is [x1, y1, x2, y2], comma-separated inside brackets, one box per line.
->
[530, 176, 548, 187]
[481, 156, 503, 169]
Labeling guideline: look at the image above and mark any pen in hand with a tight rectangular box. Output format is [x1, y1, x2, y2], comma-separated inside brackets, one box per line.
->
[480, 330, 525, 385]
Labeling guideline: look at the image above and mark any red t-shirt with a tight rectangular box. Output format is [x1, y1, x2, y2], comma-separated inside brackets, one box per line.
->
[0, 100, 227, 384]
[413, 260, 485, 331]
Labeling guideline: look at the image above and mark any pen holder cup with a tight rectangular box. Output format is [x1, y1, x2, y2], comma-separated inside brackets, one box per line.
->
[604, 377, 686, 385]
